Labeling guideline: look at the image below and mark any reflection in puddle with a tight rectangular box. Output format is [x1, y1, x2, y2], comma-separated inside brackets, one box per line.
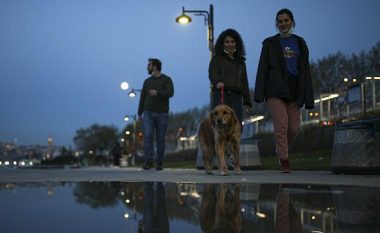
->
[0, 182, 379, 233]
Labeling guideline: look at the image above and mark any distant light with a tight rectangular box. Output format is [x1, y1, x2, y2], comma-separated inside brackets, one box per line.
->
[29, 162, 33, 166]
[352, 78, 357, 83]
[343, 78, 349, 82]
[256, 212, 267, 218]
[124, 116, 130, 121]
[125, 131, 131, 135]
[0, 161, 2, 165]
[124, 213, 129, 219]
[125, 199, 130, 204]
[311, 215, 316, 220]
[314, 94, 339, 103]
[366, 76, 372, 80]
[374, 77, 380, 80]
[20, 161, 26, 166]
[247, 116, 264, 123]
[5, 161, 10, 166]
[120, 82, 129, 90]
[13, 161, 17, 165]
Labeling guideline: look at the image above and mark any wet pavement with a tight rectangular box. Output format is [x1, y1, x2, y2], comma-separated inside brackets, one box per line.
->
[1, 167, 380, 232]
[1, 167, 380, 186]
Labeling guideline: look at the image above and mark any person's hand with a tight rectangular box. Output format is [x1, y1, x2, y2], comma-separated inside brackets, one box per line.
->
[148, 89, 157, 96]
[216, 82, 224, 89]
[243, 105, 251, 114]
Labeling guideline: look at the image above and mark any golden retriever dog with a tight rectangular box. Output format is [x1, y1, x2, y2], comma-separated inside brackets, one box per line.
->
[199, 184, 242, 233]
[198, 104, 242, 176]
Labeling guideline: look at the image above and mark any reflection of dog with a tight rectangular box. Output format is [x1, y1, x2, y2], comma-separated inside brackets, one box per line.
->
[199, 184, 242, 233]
[198, 104, 242, 175]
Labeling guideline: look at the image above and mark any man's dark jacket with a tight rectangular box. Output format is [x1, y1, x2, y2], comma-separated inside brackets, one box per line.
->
[254, 34, 314, 109]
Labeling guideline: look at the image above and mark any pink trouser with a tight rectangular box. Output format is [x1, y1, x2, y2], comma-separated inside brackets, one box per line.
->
[267, 98, 300, 160]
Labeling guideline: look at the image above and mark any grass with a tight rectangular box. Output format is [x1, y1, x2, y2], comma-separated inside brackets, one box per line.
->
[134, 150, 333, 171]
[260, 150, 332, 171]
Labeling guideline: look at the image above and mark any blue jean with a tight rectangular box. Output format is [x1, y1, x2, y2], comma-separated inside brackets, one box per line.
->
[142, 111, 169, 165]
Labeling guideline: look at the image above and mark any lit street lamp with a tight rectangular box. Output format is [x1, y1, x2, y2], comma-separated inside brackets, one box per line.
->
[176, 4, 214, 57]
[128, 88, 142, 98]
[120, 81, 141, 98]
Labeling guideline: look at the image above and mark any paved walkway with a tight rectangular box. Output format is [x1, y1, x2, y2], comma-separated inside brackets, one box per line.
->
[1, 167, 379, 187]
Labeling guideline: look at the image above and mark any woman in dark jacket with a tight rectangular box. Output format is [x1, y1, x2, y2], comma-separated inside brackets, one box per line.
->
[209, 28, 252, 125]
[254, 8, 314, 173]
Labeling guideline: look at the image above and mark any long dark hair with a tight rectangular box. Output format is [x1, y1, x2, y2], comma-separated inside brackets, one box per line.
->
[214, 28, 246, 58]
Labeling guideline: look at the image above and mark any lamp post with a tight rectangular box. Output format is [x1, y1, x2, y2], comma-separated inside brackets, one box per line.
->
[124, 114, 137, 166]
[176, 5, 215, 169]
[175, 4, 214, 57]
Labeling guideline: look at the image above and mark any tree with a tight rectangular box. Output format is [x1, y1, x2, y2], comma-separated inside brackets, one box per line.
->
[73, 124, 119, 155]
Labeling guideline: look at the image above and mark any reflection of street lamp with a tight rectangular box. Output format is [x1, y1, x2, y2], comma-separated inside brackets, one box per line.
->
[176, 4, 214, 57]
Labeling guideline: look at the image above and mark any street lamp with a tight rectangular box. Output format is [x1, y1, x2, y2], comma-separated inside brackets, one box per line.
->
[128, 88, 142, 98]
[175, 4, 214, 57]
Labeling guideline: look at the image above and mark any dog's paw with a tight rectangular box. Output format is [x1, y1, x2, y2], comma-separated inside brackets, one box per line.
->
[234, 168, 242, 175]
[220, 171, 229, 176]
[205, 170, 213, 175]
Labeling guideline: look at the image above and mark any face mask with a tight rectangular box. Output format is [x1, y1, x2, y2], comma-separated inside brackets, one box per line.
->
[279, 23, 294, 37]
[224, 48, 236, 55]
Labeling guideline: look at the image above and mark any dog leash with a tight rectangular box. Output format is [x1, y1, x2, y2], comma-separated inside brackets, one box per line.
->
[220, 86, 224, 105]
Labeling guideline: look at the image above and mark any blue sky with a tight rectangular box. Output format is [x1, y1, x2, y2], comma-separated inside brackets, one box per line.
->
[1, 0, 380, 147]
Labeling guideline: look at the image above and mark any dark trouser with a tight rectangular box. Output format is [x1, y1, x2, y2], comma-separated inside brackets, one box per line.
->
[142, 182, 169, 233]
[212, 90, 243, 124]
[142, 111, 169, 166]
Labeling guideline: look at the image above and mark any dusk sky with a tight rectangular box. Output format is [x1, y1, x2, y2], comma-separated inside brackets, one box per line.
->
[1, 0, 380, 147]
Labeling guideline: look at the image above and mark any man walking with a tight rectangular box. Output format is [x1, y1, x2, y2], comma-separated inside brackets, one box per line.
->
[138, 58, 174, 170]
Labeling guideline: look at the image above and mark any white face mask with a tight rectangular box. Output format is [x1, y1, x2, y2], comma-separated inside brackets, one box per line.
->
[279, 26, 294, 37]
[223, 48, 236, 55]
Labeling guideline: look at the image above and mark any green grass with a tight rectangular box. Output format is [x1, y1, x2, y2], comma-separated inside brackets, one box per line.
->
[134, 150, 333, 170]
[260, 150, 332, 170]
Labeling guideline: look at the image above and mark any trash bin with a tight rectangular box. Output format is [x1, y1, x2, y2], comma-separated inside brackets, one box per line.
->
[331, 117, 380, 174]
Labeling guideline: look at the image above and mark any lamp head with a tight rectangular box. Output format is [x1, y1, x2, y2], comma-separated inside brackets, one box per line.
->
[128, 90, 136, 98]
[176, 13, 192, 24]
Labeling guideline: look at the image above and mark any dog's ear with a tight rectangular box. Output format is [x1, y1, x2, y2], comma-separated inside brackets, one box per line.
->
[229, 108, 241, 131]
[208, 110, 215, 125]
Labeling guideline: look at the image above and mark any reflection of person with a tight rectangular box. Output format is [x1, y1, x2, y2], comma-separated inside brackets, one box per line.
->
[138, 58, 174, 170]
[275, 186, 303, 233]
[111, 141, 121, 166]
[209, 28, 252, 125]
[254, 8, 314, 173]
[138, 182, 169, 233]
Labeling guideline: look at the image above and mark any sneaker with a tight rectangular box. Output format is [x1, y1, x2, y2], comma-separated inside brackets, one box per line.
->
[279, 159, 290, 173]
[142, 163, 152, 170]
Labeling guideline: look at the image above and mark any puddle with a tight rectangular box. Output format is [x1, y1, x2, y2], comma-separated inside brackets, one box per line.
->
[0, 182, 379, 233]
